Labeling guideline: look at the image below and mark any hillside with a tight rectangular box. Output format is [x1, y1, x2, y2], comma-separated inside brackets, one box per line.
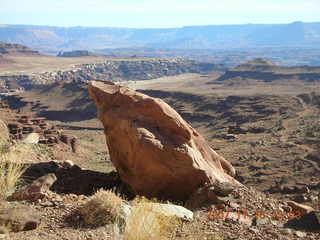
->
[1, 22, 320, 52]
[0, 41, 41, 66]
[0, 42, 40, 55]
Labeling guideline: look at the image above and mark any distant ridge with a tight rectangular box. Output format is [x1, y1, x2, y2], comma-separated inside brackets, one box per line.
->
[0, 22, 320, 52]
[0, 41, 40, 55]
[214, 58, 320, 83]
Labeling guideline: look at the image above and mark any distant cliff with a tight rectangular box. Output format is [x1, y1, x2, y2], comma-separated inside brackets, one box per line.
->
[0, 22, 320, 52]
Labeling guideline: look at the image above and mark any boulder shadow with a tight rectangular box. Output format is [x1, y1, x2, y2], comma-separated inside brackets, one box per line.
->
[22, 161, 134, 199]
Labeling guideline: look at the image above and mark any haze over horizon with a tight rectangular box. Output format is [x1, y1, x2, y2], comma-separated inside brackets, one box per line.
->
[1, 0, 319, 28]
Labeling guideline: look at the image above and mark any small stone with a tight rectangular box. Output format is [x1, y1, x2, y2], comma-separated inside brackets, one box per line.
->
[229, 202, 240, 209]
[254, 217, 269, 226]
[213, 182, 236, 197]
[294, 231, 306, 238]
[249, 227, 259, 234]
[61, 160, 74, 168]
[281, 228, 292, 234]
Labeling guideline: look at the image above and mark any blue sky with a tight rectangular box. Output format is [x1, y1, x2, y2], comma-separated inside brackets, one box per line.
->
[0, 0, 319, 28]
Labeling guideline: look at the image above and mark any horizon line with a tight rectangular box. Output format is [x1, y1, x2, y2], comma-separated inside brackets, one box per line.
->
[1, 21, 320, 29]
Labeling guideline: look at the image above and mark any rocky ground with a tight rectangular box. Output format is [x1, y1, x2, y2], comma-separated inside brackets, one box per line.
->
[1, 58, 320, 239]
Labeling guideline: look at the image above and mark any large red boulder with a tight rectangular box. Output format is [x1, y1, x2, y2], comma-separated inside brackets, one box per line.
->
[88, 81, 239, 201]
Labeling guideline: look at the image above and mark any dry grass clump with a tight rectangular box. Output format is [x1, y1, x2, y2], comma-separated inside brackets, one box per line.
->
[0, 143, 28, 200]
[0, 225, 9, 235]
[79, 189, 124, 227]
[122, 197, 180, 240]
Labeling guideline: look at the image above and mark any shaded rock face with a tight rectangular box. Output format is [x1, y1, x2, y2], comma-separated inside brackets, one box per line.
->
[88, 81, 239, 201]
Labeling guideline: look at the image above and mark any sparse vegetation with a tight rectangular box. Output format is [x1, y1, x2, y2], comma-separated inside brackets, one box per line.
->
[301, 120, 320, 139]
[0, 141, 27, 200]
[78, 189, 124, 227]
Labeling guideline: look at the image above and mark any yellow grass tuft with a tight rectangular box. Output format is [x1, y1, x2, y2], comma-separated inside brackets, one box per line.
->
[79, 189, 124, 227]
[0, 143, 28, 200]
[123, 197, 179, 240]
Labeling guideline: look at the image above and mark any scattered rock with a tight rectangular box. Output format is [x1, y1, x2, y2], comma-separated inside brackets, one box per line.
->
[146, 203, 193, 221]
[223, 211, 252, 226]
[213, 182, 236, 197]
[295, 230, 307, 238]
[185, 183, 237, 210]
[8, 173, 57, 202]
[0, 204, 41, 232]
[253, 217, 269, 226]
[286, 201, 315, 215]
[88, 81, 239, 201]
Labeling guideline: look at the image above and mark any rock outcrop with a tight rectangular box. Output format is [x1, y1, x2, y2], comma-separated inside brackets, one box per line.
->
[0, 58, 216, 92]
[88, 81, 239, 201]
[8, 174, 57, 202]
[57, 50, 92, 57]
[4, 112, 77, 149]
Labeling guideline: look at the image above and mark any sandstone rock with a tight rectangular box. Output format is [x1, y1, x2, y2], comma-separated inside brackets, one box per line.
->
[22, 133, 40, 144]
[8, 173, 57, 202]
[88, 81, 239, 201]
[0, 204, 41, 232]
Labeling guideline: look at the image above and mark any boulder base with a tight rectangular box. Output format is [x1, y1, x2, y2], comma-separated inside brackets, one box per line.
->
[88, 81, 239, 201]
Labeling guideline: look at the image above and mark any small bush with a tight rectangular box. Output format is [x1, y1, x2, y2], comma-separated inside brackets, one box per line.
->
[79, 189, 124, 227]
[123, 197, 179, 240]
